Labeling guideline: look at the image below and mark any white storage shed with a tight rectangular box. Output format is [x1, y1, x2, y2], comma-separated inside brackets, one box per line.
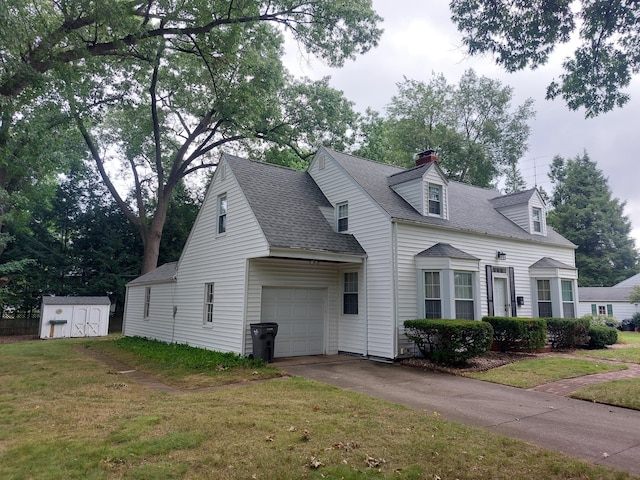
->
[39, 296, 111, 339]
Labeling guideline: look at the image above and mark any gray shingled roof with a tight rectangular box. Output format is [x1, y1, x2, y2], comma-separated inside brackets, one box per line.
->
[127, 262, 177, 286]
[42, 296, 111, 305]
[490, 188, 538, 208]
[321, 147, 574, 247]
[388, 162, 448, 186]
[225, 154, 365, 257]
[579, 287, 633, 302]
[529, 257, 577, 269]
[416, 242, 479, 260]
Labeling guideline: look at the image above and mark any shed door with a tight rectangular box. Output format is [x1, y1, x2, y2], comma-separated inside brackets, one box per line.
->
[260, 287, 325, 357]
[70, 306, 104, 337]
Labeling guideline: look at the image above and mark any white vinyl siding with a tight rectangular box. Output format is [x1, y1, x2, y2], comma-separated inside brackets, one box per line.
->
[170, 158, 269, 353]
[396, 221, 577, 345]
[123, 281, 177, 341]
[390, 178, 423, 213]
[309, 151, 394, 358]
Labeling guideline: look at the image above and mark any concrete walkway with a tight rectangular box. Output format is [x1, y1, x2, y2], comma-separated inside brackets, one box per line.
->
[277, 355, 640, 477]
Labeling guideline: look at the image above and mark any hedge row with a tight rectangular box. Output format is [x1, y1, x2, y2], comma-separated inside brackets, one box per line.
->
[482, 316, 546, 352]
[588, 326, 618, 349]
[403, 319, 493, 366]
[546, 318, 590, 349]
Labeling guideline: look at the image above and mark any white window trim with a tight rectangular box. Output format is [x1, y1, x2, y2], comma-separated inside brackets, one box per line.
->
[204, 282, 214, 326]
[337, 202, 349, 233]
[143, 287, 151, 319]
[342, 271, 358, 315]
[531, 207, 543, 235]
[427, 184, 442, 217]
[217, 194, 227, 235]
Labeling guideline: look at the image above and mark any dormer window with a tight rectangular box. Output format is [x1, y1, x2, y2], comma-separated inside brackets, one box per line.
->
[532, 207, 542, 233]
[337, 202, 348, 232]
[428, 185, 442, 215]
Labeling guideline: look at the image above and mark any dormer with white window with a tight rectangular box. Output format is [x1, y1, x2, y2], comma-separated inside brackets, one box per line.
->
[389, 150, 449, 219]
[490, 188, 548, 236]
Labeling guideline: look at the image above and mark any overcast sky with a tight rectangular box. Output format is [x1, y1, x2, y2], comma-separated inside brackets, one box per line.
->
[283, 1, 640, 246]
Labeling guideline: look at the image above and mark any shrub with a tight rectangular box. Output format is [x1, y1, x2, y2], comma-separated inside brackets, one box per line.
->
[403, 319, 493, 366]
[546, 318, 590, 349]
[482, 317, 547, 352]
[587, 326, 618, 349]
[633, 312, 640, 331]
[582, 314, 620, 329]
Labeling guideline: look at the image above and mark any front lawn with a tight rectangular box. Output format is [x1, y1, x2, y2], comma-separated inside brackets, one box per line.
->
[0, 337, 636, 479]
[465, 356, 627, 388]
[86, 335, 283, 388]
[572, 378, 640, 410]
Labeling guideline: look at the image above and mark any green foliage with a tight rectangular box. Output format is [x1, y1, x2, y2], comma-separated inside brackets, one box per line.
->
[629, 286, 640, 305]
[547, 152, 638, 286]
[404, 319, 493, 365]
[115, 336, 265, 369]
[546, 318, 590, 349]
[483, 316, 547, 352]
[355, 70, 534, 188]
[633, 312, 640, 330]
[450, 0, 640, 116]
[588, 326, 619, 349]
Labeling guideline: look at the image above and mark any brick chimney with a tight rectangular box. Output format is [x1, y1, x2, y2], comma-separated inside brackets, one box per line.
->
[415, 149, 438, 166]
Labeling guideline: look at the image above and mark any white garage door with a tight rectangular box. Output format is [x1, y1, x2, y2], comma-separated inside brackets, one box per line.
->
[261, 287, 325, 357]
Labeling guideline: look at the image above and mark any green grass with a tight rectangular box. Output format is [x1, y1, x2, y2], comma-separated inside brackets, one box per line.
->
[465, 356, 627, 388]
[572, 378, 640, 410]
[573, 336, 640, 364]
[85, 335, 283, 388]
[0, 338, 637, 479]
[618, 331, 640, 345]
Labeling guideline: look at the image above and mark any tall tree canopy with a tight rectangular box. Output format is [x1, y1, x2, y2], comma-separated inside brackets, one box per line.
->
[547, 152, 638, 286]
[355, 69, 534, 188]
[450, 0, 640, 117]
[1, 1, 383, 274]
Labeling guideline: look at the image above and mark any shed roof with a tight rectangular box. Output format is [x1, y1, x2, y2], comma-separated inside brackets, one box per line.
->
[416, 242, 479, 260]
[41, 296, 111, 306]
[321, 148, 574, 247]
[127, 262, 177, 286]
[225, 154, 365, 257]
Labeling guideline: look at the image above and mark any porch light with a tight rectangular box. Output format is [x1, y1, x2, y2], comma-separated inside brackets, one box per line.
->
[496, 251, 507, 260]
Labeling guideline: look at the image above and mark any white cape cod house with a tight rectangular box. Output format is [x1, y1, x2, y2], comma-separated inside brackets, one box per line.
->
[123, 147, 578, 360]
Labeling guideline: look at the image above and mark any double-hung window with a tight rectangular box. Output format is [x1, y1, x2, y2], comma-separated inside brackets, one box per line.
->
[217, 194, 227, 234]
[424, 271, 441, 318]
[428, 185, 442, 215]
[532, 207, 542, 233]
[343, 272, 358, 314]
[537, 279, 552, 317]
[454, 272, 474, 320]
[561, 280, 575, 318]
[337, 202, 349, 232]
[204, 283, 214, 324]
[144, 287, 151, 319]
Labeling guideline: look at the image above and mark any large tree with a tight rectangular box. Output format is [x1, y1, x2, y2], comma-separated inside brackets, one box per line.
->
[547, 152, 638, 286]
[450, 0, 640, 117]
[2, 1, 382, 274]
[355, 69, 534, 188]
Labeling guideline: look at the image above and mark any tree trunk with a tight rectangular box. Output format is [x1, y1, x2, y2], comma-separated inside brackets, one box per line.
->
[139, 195, 170, 275]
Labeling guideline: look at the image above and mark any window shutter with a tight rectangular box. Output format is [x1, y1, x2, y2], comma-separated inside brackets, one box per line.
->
[508, 267, 517, 317]
[485, 265, 494, 316]
[607, 304, 613, 316]
[591, 304, 597, 315]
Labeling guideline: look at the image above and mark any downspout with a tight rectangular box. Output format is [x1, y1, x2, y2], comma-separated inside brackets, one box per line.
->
[391, 220, 399, 359]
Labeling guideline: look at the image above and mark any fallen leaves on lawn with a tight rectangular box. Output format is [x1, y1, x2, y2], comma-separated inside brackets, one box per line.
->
[365, 454, 386, 468]
[308, 456, 323, 469]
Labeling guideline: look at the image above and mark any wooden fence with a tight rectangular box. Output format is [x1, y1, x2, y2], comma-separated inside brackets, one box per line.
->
[0, 315, 123, 337]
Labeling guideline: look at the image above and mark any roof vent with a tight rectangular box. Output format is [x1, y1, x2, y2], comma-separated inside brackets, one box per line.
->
[416, 149, 438, 166]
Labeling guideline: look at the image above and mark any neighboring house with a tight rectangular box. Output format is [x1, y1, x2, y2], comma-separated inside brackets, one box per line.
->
[123, 148, 578, 361]
[577, 274, 640, 320]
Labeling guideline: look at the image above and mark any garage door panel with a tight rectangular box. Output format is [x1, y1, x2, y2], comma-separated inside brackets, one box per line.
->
[261, 287, 325, 357]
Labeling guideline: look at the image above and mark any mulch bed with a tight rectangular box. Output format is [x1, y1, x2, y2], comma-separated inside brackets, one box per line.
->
[400, 351, 536, 374]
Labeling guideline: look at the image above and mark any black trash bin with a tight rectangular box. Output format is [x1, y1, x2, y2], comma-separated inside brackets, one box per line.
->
[250, 322, 278, 363]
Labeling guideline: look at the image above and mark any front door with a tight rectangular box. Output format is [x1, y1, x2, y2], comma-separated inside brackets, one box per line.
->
[493, 277, 510, 317]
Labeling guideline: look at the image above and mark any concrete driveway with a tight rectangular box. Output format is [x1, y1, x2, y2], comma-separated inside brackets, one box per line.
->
[277, 355, 640, 476]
